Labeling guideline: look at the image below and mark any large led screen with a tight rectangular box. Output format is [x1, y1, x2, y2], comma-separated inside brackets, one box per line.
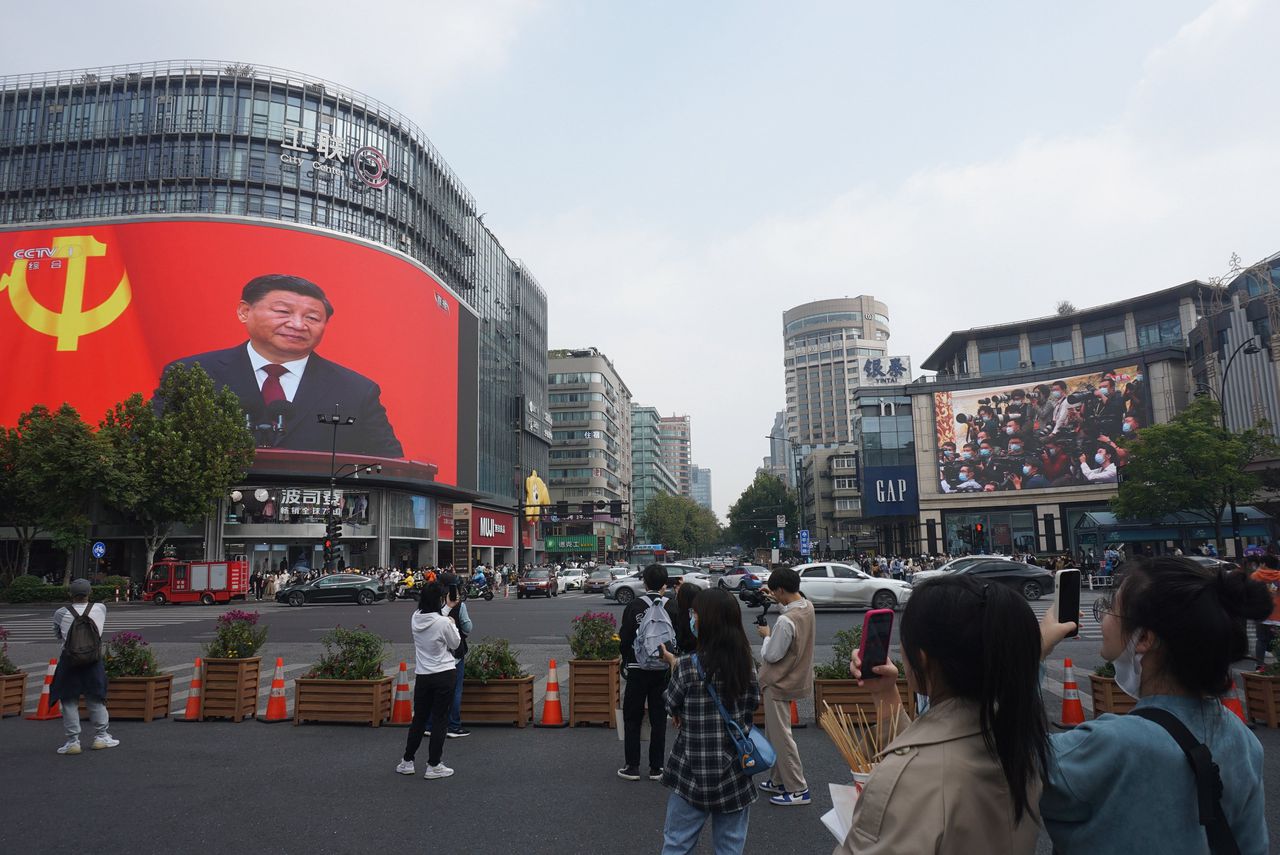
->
[933, 365, 1145, 494]
[0, 219, 477, 489]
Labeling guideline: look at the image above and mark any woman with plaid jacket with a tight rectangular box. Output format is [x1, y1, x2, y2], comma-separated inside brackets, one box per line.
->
[658, 587, 761, 854]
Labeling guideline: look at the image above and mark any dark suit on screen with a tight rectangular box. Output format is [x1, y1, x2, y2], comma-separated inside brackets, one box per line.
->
[163, 343, 404, 458]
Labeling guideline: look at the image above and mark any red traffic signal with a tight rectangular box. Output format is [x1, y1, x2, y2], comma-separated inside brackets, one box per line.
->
[974, 523, 984, 533]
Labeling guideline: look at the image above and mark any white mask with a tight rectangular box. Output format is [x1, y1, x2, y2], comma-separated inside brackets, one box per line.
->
[1113, 630, 1144, 700]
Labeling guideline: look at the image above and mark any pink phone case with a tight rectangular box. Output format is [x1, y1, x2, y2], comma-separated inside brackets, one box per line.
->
[859, 608, 895, 677]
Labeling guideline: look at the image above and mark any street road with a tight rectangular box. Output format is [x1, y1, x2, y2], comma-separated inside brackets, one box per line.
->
[2, 585, 1274, 854]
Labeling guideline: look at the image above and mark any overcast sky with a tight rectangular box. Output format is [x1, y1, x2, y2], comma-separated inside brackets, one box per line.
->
[7, 0, 1278, 518]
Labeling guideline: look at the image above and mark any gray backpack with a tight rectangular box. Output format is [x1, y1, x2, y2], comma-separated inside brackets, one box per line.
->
[632, 595, 675, 670]
[65, 603, 102, 667]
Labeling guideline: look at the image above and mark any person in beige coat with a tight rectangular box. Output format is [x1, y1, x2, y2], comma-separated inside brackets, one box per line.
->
[835, 575, 1047, 854]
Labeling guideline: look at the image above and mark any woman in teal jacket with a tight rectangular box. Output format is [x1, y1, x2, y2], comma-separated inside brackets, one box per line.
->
[1039, 555, 1271, 855]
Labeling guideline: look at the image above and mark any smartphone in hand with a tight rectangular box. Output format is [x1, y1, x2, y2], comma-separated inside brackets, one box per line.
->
[859, 609, 895, 680]
[1054, 569, 1080, 638]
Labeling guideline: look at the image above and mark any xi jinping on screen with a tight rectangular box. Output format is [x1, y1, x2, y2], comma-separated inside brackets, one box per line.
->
[161, 273, 403, 458]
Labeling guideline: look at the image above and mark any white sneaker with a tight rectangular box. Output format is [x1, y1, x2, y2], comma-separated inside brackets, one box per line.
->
[395, 760, 415, 775]
[91, 735, 120, 750]
[423, 763, 454, 779]
[57, 740, 81, 755]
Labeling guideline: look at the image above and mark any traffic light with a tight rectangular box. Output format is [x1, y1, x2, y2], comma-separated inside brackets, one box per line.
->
[554, 500, 569, 518]
[974, 523, 984, 534]
[324, 518, 343, 566]
[609, 500, 623, 518]
[581, 501, 594, 517]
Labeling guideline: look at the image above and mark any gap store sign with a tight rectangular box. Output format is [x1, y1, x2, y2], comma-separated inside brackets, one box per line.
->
[861, 465, 919, 517]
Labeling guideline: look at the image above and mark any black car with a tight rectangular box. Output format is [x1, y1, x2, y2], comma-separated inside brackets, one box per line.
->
[276, 574, 388, 607]
[953, 560, 1056, 600]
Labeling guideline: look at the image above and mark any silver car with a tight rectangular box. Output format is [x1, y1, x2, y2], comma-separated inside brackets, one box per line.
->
[793, 561, 912, 610]
[605, 564, 706, 605]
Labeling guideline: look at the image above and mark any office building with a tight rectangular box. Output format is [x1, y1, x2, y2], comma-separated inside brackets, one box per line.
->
[659, 414, 693, 497]
[762, 410, 795, 487]
[691, 466, 713, 511]
[630, 405, 678, 543]
[546, 348, 632, 559]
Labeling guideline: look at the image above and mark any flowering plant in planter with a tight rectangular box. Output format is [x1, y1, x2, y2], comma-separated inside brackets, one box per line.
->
[0, 627, 17, 676]
[104, 631, 161, 679]
[814, 627, 862, 679]
[568, 612, 620, 660]
[306, 625, 387, 680]
[205, 609, 267, 659]
[464, 638, 529, 682]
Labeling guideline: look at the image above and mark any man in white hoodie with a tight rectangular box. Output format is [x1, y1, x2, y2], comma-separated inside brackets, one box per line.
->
[396, 582, 461, 779]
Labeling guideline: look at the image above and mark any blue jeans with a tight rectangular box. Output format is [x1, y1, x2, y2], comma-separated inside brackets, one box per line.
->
[661, 792, 750, 855]
[448, 658, 465, 729]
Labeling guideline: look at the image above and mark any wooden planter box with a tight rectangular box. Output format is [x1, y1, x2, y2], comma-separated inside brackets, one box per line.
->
[294, 676, 393, 727]
[78, 674, 174, 722]
[1241, 671, 1280, 729]
[814, 679, 900, 726]
[200, 657, 261, 722]
[569, 658, 620, 727]
[1088, 674, 1136, 717]
[0, 671, 26, 717]
[461, 675, 535, 727]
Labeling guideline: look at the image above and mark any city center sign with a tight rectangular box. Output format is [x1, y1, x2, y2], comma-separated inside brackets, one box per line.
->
[279, 127, 389, 189]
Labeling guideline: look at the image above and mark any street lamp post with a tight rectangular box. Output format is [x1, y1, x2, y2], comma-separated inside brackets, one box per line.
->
[765, 434, 807, 545]
[1199, 334, 1263, 557]
[315, 406, 381, 570]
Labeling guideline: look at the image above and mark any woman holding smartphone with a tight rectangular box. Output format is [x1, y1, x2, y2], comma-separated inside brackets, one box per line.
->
[840, 574, 1048, 854]
[395, 581, 461, 780]
[1039, 555, 1270, 854]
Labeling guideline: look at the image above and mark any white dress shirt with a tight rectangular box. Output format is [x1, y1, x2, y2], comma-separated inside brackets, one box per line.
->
[246, 342, 310, 402]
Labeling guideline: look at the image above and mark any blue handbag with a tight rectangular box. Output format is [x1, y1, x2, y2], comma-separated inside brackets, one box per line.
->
[693, 655, 775, 776]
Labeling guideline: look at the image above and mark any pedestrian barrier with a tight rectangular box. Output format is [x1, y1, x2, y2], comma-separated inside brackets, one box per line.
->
[258, 657, 290, 723]
[175, 657, 203, 722]
[25, 660, 61, 720]
[535, 659, 567, 728]
[1222, 676, 1248, 725]
[388, 662, 413, 726]
[1056, 658, 1085, 728]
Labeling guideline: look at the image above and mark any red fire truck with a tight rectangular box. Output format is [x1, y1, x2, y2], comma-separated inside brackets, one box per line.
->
[143, 559, 249, 605]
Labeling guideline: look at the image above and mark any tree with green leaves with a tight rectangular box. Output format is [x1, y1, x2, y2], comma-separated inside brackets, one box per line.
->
[638, 493, 722, 557]
[1111, 396, 1277, 551]
[98, 362, 255, 574]
[0, 404, 104, 583]
[727, 472, 799, 550]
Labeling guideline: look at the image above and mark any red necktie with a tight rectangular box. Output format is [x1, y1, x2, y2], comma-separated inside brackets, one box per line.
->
[261, 364, 288, 406]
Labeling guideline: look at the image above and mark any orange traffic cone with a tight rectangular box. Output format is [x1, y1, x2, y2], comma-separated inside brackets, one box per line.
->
[1222, 676, 1248, 725]
[790, 700, 807, 729]
[535, 659, 567, 728]
[258, 657, 290, 723]
[1057, 658, 1085, 727]
[25, 659, 61, 720]
[176, 657, 203, 722]
[388, 662, 413, 726]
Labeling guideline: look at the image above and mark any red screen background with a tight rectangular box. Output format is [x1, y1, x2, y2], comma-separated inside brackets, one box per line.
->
[0, 219, 463, 486]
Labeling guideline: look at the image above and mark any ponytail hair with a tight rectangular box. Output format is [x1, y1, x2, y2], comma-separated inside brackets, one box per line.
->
[900, 575, 1048, 823]
[1117, 556, 1271, 695]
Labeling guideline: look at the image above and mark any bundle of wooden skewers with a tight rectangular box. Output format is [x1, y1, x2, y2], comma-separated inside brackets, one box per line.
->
[818, 700, 902, 774]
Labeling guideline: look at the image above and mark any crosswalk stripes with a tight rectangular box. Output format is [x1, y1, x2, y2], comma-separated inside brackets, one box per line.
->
[1, 609, 227, 643]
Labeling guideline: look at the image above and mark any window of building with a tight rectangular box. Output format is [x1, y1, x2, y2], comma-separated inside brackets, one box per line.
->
[1082, 321, 1127, 357]
[1029, 329, 1073, 365]
[833, 478, 858, 489]
[835, 499, 860, 511]
[832, 457, 858, 470]
[977, 337, 1021, 374]
[1136, 315, 1182, 347]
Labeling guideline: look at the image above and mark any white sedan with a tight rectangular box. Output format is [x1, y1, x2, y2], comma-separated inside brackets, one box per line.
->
[558, 568, 587, 591]
[793, 562, 912, 610]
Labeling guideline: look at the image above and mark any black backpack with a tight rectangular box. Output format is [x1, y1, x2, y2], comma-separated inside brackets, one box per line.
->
[64, 603, 102, 667]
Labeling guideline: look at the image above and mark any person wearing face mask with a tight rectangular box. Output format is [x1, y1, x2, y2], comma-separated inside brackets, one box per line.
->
[1045, 380, 1078, 437]
[1039, 556, 1271, 855]
[941, 464, 985, 493]
[1120, 415, 1141, 436]
[1078, 446, 1117, 483]
[836, 575, 1049, 854]
[1038, 439, 1073, 486]
[1086, 378, 1125, 439]
[658, 588, 760, 854]
[1013, 458, 1050, 490]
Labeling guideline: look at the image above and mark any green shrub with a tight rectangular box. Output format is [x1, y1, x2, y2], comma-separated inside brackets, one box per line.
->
[8, 575, 43, 590]
[0, 627, 18, 676]
[464, 638, 528, 682]
[1094, 661, 1116, 678]
[814, 626, 863, 680]
[307, 625, 387, 680]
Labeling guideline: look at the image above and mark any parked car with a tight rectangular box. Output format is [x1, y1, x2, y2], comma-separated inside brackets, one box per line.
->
[610, 566, 640, 581]
[558, 568, 587, 591]
[910, 554, 1012, 587]
[605, 564, 704, 604]
[276, 574, 388, 607]
[792, 562, 912, 610]
[517, 569, 559, 599]
[952, 559, 1056, 600]
[718, 565, 767, 591]
[584, 569, 613, 594]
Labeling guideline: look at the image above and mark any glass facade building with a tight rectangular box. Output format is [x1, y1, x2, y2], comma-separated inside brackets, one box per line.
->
[0, 61, 548, 575]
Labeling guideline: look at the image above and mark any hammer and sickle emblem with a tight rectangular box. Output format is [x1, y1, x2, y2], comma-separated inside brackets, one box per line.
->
[0, 234, 131, 351]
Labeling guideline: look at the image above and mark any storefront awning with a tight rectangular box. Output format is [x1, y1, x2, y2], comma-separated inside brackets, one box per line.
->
[1074, 506, 1274, 543]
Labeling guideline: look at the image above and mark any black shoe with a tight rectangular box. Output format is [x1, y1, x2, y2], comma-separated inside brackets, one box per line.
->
[616, 766, 640, 781]
[446, 727, 471, 738]
[648, 767, 663, 780]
